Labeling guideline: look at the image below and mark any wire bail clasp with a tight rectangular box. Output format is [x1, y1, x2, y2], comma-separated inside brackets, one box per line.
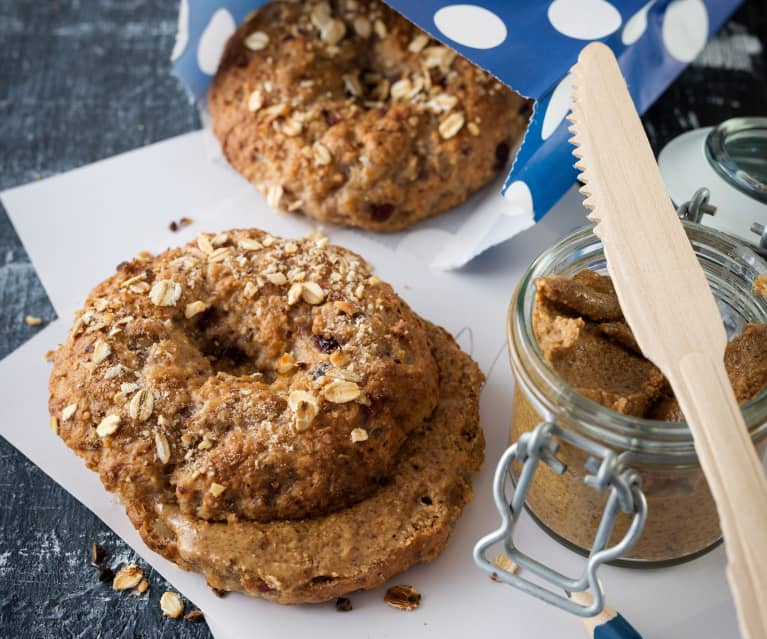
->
[473, 421, 648, 617]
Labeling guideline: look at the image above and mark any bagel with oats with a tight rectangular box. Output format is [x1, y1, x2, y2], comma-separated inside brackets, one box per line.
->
[209, 0, 531, 232]
[48, 228, 485, 603]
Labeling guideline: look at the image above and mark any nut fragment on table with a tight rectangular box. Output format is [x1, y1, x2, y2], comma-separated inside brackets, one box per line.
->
[335, 596, 353, 612]
[384, 584, 421, 611]
[185, 610, 205, 623]
[91, 543, 106, 564]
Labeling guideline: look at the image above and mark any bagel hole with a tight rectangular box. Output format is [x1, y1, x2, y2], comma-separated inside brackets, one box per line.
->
[191, 306, 274, 380]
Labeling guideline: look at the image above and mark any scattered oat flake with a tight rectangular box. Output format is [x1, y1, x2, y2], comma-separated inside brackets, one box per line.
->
[244, 31, 269, 51]
[185, 300, 207, 319]
[92, 339, 111, 364]
[62, 403, 77, 421]
[409, 34, 429, 53]
[324, 380, 361, 403]
[136, 579, 149, 594]
[439, 112, 465, 140]
[353, 16, 371, 37]
[267, 184, 284, 209]
[49, 415, 59, 435]
[384, 585, 421, 611]
[24, 315, 42, 326]
[113, 564, 143, 590]
[129, 388, 154, 422]
[350, 428, 368, 443]
[321, 18, 346, 45]
[288, 390, 320, 431]
[160, 591, 185, 618]
[490, 553, 519, 581]
[96, 414, 121, 438]
[467, 122, 480, 136]
[301, 281, 325, 305]
[374, 18, 387, 39]
[238, 237, 263, 251]
[282, 118, 303, 136]
[267, 272, 288, 286]
[313, 142, 332, 166]
[149, 279, 182, 307]
[197, 233, 214, 255]
[247, 89, 264, 112]
[155, 433, 171, 464]
[209, 482, 226, 497]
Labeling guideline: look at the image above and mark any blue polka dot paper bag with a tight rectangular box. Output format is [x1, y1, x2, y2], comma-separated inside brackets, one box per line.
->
[171, 0, 739, 268]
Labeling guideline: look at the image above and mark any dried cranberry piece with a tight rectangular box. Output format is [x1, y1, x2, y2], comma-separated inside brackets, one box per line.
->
[494, 141, 511, 171]
[369, 203, 395, 222]
[322, 109, 341, 126]
[314, 335, 340, 353]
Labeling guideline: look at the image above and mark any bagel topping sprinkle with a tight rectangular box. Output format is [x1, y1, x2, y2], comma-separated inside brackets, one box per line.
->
[149, 279, 182, 307]
[288, 390, 320, 431]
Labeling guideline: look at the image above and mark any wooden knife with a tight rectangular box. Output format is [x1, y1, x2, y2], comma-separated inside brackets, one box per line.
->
[568, 42, 767, 639]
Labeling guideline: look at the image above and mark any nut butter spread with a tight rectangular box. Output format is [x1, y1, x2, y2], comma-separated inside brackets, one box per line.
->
[533, 270, 767, 419]
[510, 269, 767, 564]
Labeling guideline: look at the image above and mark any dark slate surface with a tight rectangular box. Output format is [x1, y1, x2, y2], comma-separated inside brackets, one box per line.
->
[0, 2, 764, 638]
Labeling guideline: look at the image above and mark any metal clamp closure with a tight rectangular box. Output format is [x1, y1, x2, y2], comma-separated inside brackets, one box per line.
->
[473, 421, 648, 617]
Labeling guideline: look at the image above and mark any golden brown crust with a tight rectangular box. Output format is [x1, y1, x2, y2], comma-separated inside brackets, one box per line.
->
[208, 0, 531, 231]
[49, 229, 441, 523]
[49, 228, 485, 603]
[125, 321, 484, 604]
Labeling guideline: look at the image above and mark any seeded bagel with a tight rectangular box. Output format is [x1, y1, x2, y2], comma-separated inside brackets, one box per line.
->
[209, 0, 531, 231]
[48, 229, 484, 602]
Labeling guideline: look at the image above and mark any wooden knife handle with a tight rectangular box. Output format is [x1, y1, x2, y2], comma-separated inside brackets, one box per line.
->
[672, 353, 767, 639]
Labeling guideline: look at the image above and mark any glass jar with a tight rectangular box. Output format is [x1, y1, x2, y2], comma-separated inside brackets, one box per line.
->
[507, 222, 767, 567]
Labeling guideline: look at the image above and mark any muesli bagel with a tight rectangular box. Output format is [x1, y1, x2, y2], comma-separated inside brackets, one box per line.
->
[48, 228, 485, 602]
[209, 0, 531, 231]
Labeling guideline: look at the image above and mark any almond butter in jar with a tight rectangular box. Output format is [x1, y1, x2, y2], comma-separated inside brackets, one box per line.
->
[507, 222, 767, 566]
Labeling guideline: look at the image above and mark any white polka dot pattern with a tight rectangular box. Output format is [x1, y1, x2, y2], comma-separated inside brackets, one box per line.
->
[433, 4, 507, 49]
[197, 8, 236, 76]
[547, 0, 622, 40]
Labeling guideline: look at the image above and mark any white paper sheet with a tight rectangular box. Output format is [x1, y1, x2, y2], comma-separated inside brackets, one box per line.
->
[0, 131, 738, 639]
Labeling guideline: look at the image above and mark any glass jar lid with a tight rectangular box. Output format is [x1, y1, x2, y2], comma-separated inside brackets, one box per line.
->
[705, 117, 767, 204]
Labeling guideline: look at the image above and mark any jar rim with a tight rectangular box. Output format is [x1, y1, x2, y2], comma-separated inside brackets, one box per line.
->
[508, 221, 767, 459]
